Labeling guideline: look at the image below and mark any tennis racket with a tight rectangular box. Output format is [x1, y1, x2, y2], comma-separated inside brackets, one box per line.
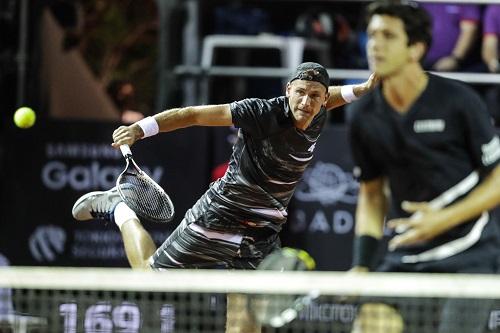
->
[250, 290, 320, 328]
[116, 144, 175, 223]
[249, 248, 318, 327]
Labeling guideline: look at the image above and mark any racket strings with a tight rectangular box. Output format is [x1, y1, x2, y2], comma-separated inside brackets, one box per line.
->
[118, 173, 174, 222]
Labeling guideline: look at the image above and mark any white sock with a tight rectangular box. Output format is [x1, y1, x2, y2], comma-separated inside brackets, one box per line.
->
[114, 202, 138, 230]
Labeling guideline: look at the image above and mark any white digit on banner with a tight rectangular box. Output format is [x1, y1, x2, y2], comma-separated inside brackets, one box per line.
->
[60, 303, 77, 333]
[85, 303, 113, 333]
[490, 310, 500, 330]
[160, 304, 175, 333]
[112, 302, 141, 332]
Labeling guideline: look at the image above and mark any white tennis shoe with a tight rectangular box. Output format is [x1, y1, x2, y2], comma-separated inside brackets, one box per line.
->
[72, 187, 122, 222]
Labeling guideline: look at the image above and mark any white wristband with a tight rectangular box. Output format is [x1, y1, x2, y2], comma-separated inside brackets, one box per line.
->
[136, 116, 159, 138]
[340, 85, 359, 103]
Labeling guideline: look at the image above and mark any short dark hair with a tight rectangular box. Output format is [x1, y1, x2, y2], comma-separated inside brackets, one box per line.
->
[366, 0, 432, 50]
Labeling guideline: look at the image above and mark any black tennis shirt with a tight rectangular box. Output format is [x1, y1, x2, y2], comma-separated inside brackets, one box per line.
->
[198, 96, 327, 233]
[349, 73, 500, 263]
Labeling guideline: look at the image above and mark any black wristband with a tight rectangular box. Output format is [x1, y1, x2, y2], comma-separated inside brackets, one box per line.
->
[352, 235, 380, 268]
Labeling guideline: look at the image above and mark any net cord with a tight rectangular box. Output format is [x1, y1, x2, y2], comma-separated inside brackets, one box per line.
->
[0, 267, 499, 299]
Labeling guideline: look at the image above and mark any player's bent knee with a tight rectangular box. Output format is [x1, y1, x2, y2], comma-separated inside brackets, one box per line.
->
[351, 303, 404, 333]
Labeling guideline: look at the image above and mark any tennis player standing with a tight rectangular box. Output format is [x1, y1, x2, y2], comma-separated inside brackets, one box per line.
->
[73, 62, 377, 332]
[349, 2, 500, 332]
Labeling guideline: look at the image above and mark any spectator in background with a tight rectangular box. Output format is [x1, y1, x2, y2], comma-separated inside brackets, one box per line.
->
[420, 2, 482, 72]
[482, 5, 500, 126]
[482, 5, 500, 73]
[107, 80, 144, 124]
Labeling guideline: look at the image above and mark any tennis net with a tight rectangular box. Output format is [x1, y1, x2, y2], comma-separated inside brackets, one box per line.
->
[0, 267, 499, 332]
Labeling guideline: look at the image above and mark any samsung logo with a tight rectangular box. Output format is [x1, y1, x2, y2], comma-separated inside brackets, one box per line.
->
[413, 119, 445, 133]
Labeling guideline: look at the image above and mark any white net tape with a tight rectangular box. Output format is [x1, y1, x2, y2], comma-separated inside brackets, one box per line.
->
[1, 267, 500, 332]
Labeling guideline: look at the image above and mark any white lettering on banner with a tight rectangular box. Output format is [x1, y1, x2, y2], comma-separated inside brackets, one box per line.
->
[489, 310, 500, 330]
[292, 210, 308, 233]
[71, 245, 126, 259]
[41, 161, 164, 191]
[71, 230, 171, 261]
[60, 302, 144, 333]
[295, 162, 358, 206]
[72, 230, 127, 260]
[46, 143, 121, 159]
[334, 211, 354, 234]
[74, 230, 123, 243]
[85, 304, 114, 332]
[60, 302, 175, 333]
[291, 209, 354, 235]
[59, 303, 77, 333]
[298, 302, 356, 323]
[74, 230, 170, 245]
[309, 211, 330, 233]
[160, 304, 176, 333]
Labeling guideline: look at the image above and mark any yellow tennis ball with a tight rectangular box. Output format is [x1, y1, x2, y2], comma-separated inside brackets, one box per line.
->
[13, 107, 36, 129]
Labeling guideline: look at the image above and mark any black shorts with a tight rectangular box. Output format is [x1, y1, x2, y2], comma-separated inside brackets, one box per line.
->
[377, 233, 499, 274]
[361, 239, 500, 333]
[148, 201, 280, 270]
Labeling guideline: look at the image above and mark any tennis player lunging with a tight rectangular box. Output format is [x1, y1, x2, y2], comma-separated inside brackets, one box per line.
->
[349, 2, 500, 333]
[72, 62, 376, 333]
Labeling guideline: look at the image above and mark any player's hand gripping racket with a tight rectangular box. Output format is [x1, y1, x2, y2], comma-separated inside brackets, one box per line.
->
[117, 144, 175, 223]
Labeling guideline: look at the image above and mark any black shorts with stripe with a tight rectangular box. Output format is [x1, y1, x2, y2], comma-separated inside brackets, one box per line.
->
[149, 196, 281, 270]
[357, 235, 500, 333]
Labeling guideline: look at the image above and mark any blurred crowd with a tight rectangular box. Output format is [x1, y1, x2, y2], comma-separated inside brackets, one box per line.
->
[209, 2, 500, 124]
[210, 2, 500, 73]
[1, 1, 500, 124]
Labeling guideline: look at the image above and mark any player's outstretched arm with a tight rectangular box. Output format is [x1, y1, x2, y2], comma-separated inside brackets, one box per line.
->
[112, 104, 232, 148]
[325, 73, 379, 111]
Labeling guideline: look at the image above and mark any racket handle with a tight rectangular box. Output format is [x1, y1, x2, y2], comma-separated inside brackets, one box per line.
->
[120, 144, 132, 157]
